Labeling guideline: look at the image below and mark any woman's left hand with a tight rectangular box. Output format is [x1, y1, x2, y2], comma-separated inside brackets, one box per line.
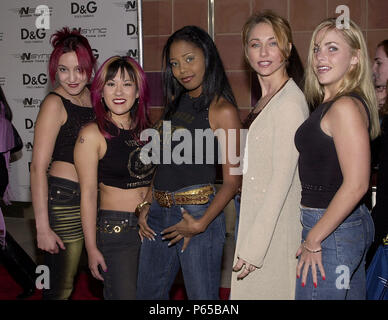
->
[296, 240, 326, 288]
[161, 207, 203, 252]
[233, 258, 257, 280]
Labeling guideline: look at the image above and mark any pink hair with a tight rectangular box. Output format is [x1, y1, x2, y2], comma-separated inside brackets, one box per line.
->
[48, 27, 96, 85]
[91, 56, 151, 141]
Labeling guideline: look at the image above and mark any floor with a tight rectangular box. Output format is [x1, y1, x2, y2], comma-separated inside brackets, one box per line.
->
[2, 199, 237, 290]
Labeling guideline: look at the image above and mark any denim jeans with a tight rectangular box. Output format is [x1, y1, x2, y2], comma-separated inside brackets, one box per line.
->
[136, 184, 226, 300]
[43, 176, 83, 300]
[295, 204, 375, 300]
[96, 209, 141, 300]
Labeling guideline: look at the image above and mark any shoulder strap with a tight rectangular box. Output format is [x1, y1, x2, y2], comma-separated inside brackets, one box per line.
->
[47, 91, 71, 111]
[348, 92, 370, 126]
[320, 93, 370, 130]
[320, 98, 337, 120]
[48, 91, 66, 100]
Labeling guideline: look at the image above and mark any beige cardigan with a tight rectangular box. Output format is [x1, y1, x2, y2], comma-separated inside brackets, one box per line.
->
[230, 79, 309, 300]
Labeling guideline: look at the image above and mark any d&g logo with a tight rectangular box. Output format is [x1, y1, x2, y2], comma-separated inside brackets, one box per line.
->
[71, 1, 97, 17]
[22, 73, 47, 88]
[21, 28, 46, 43]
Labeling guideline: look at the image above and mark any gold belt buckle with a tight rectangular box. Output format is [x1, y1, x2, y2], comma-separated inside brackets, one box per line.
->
[165, 192, 172, 208]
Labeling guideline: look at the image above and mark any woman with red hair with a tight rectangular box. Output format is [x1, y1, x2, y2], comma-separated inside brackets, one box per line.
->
[74, 56, 155, 299]
[30, 27, 96, 300]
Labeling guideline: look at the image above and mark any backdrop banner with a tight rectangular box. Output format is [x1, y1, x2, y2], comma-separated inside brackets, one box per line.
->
[0, 0, 139, 201]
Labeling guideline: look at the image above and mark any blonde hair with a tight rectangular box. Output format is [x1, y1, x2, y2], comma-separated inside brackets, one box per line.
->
[304, 18, 380, 139]
[242, 10, 292, 62]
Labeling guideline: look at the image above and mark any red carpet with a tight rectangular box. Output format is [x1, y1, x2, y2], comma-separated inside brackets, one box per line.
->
[0, 265, 230, 300]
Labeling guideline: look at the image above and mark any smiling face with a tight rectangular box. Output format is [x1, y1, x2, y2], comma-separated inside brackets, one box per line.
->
[102, 68, 139, 121]
[57, 51, 88, 96]
[169, 40, 206, 97]
[245, 22, 287, 77]
[312, 27, 359, 93]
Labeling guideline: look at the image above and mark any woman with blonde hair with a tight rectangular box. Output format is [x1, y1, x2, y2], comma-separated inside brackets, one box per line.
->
[230, 11, 308, 299]
[294, 18, 379, 299]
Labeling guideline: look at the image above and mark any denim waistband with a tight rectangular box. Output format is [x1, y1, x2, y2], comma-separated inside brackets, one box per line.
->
[300, 203, 368, 219]
[98, 209, 137, 227]
[48, 175, 80, 191]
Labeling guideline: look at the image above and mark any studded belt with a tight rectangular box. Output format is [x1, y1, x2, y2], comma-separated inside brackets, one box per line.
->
[153, 185, 214, 208]
[97, 219, 137, 234]
[96, 210, 138, 234]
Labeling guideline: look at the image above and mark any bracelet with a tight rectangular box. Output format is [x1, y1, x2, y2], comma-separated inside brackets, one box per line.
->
[302, 241, 322, 253]
[135, 201, 151, 217]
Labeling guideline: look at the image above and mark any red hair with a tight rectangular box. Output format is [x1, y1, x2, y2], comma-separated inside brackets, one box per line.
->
[91, 56, 151, 141]
[48, 27, 96, 85]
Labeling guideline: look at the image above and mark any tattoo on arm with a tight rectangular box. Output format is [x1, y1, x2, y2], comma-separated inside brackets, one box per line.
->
[79, 136, 85, 143]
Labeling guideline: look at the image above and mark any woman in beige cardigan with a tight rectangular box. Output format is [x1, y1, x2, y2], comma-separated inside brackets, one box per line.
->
[230, 11, 309, 300]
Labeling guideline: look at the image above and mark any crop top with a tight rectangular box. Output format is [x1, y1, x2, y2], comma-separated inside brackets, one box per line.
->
[50, 92, 95, 164]
[153, 93, 219, 192]
[98, 122, 155, 189]
[294, 92, 370, 208]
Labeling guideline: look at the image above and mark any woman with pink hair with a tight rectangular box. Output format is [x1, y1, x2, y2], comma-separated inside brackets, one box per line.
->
[74, 56, 155, 299]
[30, 27, 96, 300]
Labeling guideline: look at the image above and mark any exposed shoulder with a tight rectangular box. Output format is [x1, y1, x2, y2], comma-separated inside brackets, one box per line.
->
[40, 93, 64, 112]
[329, 95, 368, 122]
[323, 95, 369, 136]
[211, 97, 239, 119]
[78, 121, 100, 137]
[210, 97, 241, 130]
[36, 93, 66, 125]
[75, 122, 107, 161]
[77, 122, 104, 145]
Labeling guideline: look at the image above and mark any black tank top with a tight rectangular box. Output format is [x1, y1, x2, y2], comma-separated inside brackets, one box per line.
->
[153, 93, 219, 192]
[294, 92, 370, 208]
[50, 92, 95, 164]
[98, 122, 155, 189]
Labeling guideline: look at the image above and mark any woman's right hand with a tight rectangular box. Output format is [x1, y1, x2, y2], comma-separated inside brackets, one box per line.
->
[87, 248, 107, 281]
[37, 227, 66, 254]
[138, 206, 156, 242]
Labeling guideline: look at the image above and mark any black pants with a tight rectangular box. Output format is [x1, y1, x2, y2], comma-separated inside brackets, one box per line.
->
[97, 209, 141, 300]
[0, 232, 37, 296]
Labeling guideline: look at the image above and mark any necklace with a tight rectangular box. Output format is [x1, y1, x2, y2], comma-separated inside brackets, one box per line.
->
[73, 91, 87, 107]
[110, 113, 132, 130]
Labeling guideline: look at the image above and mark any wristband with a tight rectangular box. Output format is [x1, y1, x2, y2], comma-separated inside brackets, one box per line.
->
[302, 241, 322, 253]
[135, 201, 151, 217]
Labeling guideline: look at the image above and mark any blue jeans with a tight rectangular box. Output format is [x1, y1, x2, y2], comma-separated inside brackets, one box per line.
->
[295, 204, 375, 300]
[136, 184, 226, 300]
